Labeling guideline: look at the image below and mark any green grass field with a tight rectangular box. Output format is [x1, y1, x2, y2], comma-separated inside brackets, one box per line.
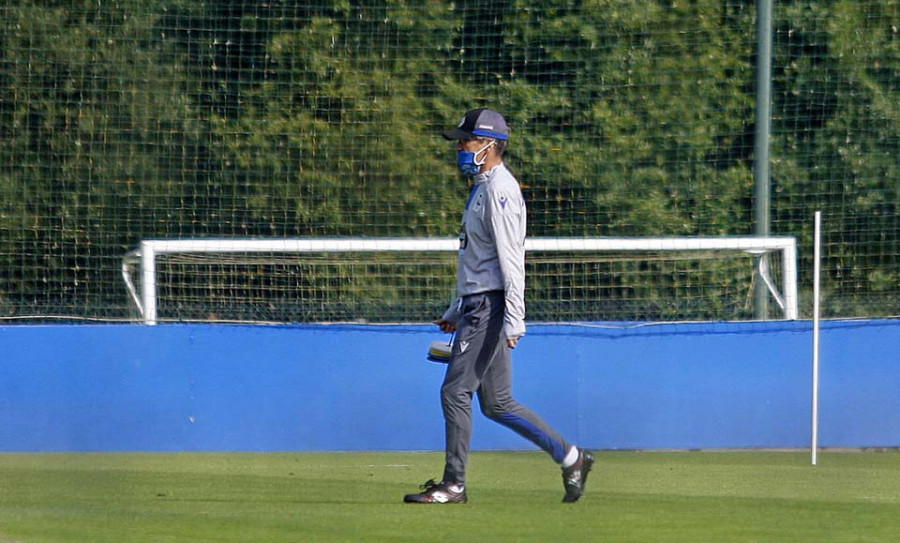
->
[1, 450, 898, 542]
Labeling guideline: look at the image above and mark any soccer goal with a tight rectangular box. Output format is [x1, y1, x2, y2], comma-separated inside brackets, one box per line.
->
[122, 237, 798, 325]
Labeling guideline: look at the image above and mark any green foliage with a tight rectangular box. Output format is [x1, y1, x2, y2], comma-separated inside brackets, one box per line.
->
[0, 0, 897, 319]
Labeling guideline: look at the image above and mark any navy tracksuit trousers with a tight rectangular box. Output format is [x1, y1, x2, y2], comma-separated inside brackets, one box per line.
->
[440, 291, 572, 485]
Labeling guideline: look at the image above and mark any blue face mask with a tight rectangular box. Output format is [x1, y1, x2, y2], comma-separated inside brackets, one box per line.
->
[456, 140, 496, 176]
[456, 151, 482, 176]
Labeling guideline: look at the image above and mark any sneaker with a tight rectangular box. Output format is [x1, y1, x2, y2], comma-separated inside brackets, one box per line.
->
[561, 449, 595, 503]
[403, 479, 467, 504]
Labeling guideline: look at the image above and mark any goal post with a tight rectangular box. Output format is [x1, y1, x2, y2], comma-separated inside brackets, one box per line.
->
[122, 236, 798, 325]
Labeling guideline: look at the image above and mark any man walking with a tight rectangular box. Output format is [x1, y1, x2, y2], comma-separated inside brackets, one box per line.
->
[403, 109, 594, 504]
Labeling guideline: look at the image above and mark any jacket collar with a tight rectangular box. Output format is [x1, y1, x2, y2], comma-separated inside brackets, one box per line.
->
[474, 163, 505, 183]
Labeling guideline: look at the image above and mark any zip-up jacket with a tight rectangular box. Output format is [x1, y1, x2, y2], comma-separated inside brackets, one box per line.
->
[442, 163, 526, 339]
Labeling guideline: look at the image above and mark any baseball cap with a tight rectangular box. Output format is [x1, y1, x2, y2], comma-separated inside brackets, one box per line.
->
[442, 108, 509, 141]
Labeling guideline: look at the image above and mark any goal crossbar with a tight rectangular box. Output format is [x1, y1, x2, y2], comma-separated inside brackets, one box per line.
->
[122, 236, 798, 325]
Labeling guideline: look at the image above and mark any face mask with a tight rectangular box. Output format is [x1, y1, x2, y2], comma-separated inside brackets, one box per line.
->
[456, 140, 496, 176]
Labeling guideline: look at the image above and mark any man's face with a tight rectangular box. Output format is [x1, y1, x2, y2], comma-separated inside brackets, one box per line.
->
[456, 137, 490, 152]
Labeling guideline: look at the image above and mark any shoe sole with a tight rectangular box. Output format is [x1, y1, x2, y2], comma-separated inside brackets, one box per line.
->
[403, 495, 467, 504]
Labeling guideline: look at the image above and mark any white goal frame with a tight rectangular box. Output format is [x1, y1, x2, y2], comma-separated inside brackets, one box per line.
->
[122, 236, 798, 325]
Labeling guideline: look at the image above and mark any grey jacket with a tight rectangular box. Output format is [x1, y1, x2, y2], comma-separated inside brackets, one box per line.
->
[442, 163, 527, 339]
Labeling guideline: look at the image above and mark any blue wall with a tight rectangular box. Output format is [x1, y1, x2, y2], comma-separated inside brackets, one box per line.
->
[0, 320, 897, 452]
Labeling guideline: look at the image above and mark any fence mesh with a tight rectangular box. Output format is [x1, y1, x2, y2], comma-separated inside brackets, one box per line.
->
[1, 0, 897, 322]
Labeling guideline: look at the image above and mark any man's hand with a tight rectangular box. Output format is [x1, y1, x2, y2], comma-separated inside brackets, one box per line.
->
[507, 336, 520, 349]
[434, 319, 457, 333]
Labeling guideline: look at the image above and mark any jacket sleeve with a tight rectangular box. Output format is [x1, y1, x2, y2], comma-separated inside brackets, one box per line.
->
[487, 186, 527, 339]
[441, 297, 463, 325]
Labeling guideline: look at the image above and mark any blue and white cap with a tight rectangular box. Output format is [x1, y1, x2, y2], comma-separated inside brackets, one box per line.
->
[442, 108, 509, 141]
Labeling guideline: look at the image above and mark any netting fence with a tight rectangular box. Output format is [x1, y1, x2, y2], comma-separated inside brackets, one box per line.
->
[1, 0, 897, 323]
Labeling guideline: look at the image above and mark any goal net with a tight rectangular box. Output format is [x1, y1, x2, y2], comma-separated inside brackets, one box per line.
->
[122, 237, 797, 325]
